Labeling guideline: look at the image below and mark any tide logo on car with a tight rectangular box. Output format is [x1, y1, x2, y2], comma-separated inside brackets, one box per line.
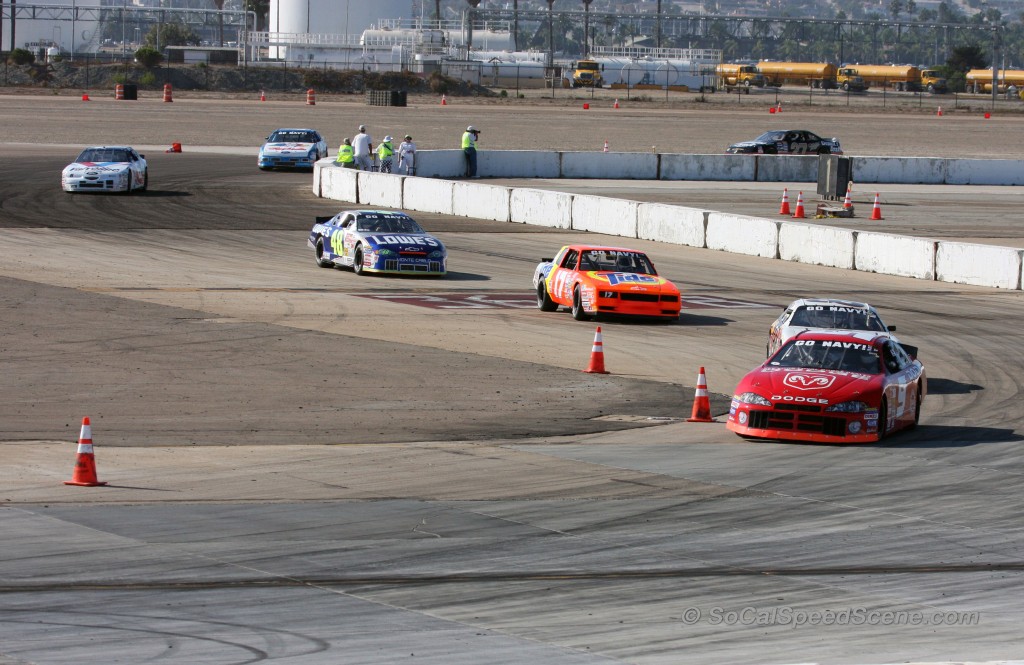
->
[599, 273, 661, 286]
[783, 373, 836, 391]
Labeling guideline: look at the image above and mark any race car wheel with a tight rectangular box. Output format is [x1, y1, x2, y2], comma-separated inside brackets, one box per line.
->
[537, 282, 558, 312]
[910, 387, 922, 429]
[877, 399, 889, 440]
[315, 240, 332, 268]
[571, 286, 590, 321]
[353, 245, 366, 276]
[140, 169, 148, 193]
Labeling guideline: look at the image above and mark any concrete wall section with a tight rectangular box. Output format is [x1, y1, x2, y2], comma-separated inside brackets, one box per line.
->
[403, 177, 454, 215]
[510, 188, 573, 228]
[936, 241, 1022, 289]
[852, 157, 945, 185]
[321, 164, 358, 203]
[561, 152, 658, 180]
[357, 171, 403, 209]
[755, 155, 818, 183]
[855, 232, 936, 280]
[571, 195, 639, 238]
[705, 213, 779, 258]
[478, 151, 561, 179]
[779, 222, 856, 269]
[946, 159, 1024, 186]
[637, 203, 707, 248]
[660, 154, 755, 181]
[415, 150, 468, 179]
[453, 182, 511, 222]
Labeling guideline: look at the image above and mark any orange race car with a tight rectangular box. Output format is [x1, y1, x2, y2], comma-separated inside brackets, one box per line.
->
[532, 245, 681, 321]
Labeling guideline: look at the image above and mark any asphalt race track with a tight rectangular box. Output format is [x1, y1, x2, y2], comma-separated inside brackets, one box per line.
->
[2, 96, 1024, 665]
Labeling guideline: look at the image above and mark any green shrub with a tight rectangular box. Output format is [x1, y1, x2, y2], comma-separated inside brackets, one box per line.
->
[10, 48, 35, 65]
[139, 71, 158, 87]
[112, 73, 127, 84]
[499, 89, 508, 97]
[134, 47, 163, 68]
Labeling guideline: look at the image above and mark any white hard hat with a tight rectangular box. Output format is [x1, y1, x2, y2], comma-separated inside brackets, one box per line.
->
[467, 125, 478, 132]
[384, 135, 393, 142]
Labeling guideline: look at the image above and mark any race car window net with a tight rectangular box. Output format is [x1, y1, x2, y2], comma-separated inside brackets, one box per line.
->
[773, 341, 881, 374]
[789, 306, 886, 331]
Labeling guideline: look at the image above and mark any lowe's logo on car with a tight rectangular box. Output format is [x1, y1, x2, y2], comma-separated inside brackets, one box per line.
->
[604, 273, 659, 286]
[784, 373, 836, 390]
[371, 235, 439, 247]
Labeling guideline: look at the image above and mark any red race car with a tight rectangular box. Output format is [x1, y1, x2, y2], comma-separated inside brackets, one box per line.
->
[727, 331, 926, 443]
[531, 245, 681, 321]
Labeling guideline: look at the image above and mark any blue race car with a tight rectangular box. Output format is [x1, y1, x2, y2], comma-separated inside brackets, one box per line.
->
[258, 128, 327, 170]
[308, 210, 447, 277]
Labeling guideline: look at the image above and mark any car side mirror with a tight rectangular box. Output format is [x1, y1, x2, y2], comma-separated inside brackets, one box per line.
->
[139, 154, 145, 159]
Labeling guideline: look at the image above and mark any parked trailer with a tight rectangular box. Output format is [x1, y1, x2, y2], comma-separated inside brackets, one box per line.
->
[757, 61, 838, 89]
[966, 69, 1024, 95]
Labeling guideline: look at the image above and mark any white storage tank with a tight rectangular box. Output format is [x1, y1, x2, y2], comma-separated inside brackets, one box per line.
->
[270, 0, 413, 36]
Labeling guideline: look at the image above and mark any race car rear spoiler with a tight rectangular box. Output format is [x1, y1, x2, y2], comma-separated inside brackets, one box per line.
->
[899, 342, 919, 360]
[315, 216, 333, 224]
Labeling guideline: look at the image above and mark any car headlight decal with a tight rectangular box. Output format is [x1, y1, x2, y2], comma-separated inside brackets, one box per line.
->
[735, 392, 771, 406]
[825, 401, 868, 413]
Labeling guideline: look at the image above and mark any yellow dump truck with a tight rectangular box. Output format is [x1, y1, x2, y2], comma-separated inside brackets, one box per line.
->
[837, 64, 947, 93]
[715, 63, 764, 92]
[757, 61, 838, 89]
[966, 69, 1024, 95]
[571, 60, 604, 88]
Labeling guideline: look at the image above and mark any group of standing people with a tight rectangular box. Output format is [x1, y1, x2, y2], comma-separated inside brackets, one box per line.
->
[336, 125, 417, 175]
[335, 123, 482, 178]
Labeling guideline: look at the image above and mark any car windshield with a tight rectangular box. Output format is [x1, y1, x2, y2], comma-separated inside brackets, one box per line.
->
[355, 215, 425, 234]
[77, 148, 131, 163]
[579, 250, 655, 274]
[772, 340, 881, 374]
[753, 131, 787, 143]
[789, 305, 887, 332]
[269, 131, 314, 143]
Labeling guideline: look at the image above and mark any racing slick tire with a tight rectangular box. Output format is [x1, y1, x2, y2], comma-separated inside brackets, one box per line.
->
[140, 169, 148, 193]
[314, 240, 332, 268]
[877, 399, 889, 440]
[910, 388, 922, 429]
[537, 282, 558, 312]
[353, 245, 366, 276]
[571, 286, 590, 321]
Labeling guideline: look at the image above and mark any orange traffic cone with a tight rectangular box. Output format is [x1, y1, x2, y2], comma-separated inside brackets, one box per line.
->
[842, 182, 853, 209]
[778, 187, 791, 215]
[776, 101, 782, 113]
[769, 106, 776, 114]
[64, 417, 107, 487]
[602, 139, 609, 153]
[870, 192, 884, 220]
[260, 90, 266, 102]
[583, 326, 610, 374]
[81, 93, 90, 101]
[441, 94, 447, 106]
[162, 83, 173, 102]
[791, 191, 806, 219]
[165, 142, 182, 153]
[686, 367, 714, 423]
[936, 106, 943, 117]
[613, 98, 620, 109]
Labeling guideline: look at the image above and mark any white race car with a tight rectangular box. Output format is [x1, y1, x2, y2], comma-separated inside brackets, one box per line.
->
[61, 146, 148, 194]
[258, 128, 327, 170]
[767, 298, 913, 357]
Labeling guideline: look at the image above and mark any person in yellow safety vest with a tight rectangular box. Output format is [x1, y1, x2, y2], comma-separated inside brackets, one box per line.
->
[336, 138, 356, 169]
[376, 135, 395, 174]
[462, 125, 480, 178]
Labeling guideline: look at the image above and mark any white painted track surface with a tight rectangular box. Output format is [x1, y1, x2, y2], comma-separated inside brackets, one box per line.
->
[2, 95, 1024, 665]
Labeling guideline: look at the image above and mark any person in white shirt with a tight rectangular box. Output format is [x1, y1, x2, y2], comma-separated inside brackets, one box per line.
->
[397, 135, 417, 176]
[352, 125, 374, 171]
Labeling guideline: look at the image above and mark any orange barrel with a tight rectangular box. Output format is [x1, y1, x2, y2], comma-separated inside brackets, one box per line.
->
[306, 88, 316, 105]
[163, 83, 173, 102]
[115, 83, 124, 100]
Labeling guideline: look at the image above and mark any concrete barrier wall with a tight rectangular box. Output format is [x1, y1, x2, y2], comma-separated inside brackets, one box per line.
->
[321, 163, 358, 203]
[852, 156, 946, 185]
[855, 232, 936, 280]
[936, 241, 1023, 289]
[452, 182, 511, 222]
[478, 151, 561, 179]
[357, 171, 403, 209]
[946, 159, 1024, 186]
[415, 150, 468, 179]
[779, 222, 856, 269]
[403, 177, 454, 215]
[660, 154, 755, 181]
[637, 203, 707, 247]
[706, 213, 779, 258]
[561, 152, 658, 180]
[571, 195, 639, 237]
[755, 155, 818, 183]
[510, 188, 573, 228]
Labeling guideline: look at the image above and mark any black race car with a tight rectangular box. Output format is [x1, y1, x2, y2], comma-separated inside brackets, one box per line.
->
[726, 130, 842, 155]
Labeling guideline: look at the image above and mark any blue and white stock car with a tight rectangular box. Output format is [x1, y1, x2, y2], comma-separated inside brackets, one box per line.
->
[308, 210, 447, 277]
[61, 146, 148, 193]
[258, 128, 327, 170]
